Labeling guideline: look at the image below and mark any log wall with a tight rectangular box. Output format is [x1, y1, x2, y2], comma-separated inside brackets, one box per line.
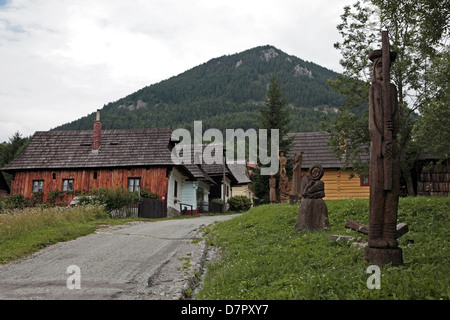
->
[292, 169, 370, 200]
[10, 167, 169, 203]
[417, 162, 449, 196]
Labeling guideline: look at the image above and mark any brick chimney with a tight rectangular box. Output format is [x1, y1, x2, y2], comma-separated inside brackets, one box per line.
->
[92, 109, 102, 152]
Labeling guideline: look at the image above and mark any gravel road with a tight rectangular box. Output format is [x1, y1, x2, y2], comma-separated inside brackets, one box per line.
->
[0, 214, 240, 300]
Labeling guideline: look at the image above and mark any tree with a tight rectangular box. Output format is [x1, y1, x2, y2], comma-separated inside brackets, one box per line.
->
[253, 73, 293, 205]
[325, 0, 449, 195]
[414, 47, 450, 161]
[0, 132, 30, 167]
[0, 131, 30, 189]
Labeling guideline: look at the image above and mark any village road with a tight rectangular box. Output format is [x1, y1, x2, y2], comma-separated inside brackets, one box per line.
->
[0, 214, 240, 300]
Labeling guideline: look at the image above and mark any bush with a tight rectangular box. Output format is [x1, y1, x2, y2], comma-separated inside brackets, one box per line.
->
[140, 188, 158, 199]
[78, 188, 139, 213]
[1, 194, 32, 211]
[227, 195, 252, 212]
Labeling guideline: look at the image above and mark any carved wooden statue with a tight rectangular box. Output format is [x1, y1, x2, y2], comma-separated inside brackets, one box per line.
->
[269, 174, 277, 204]
[364, 31, 403, 267]
[279, 151, 287, 177]
[291, 151, 303, 198]
[294, 164, 329, 230]
[279, 151, 289, 203]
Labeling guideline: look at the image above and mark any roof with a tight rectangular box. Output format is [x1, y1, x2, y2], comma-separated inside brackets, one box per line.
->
[227, 163, 252, 184]
[183, 163, 216, 184]
[186, 144, 242, 184]
[1, 129, 177, 171]
[287, 132, 369, 169]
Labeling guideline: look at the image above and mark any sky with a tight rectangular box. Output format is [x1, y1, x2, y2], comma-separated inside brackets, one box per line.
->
[0, 0, 353, 143]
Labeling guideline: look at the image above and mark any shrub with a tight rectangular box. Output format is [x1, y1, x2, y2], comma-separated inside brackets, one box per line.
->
[1, 194, 32, 211]
[227, 195, 252, 212]
[140, 188, 158, 199]
[47, 189, 65, 206]
[78, 188, 139, 213]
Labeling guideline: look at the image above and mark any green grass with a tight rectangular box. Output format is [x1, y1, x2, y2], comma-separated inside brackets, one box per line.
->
[196, 197, 449, 300]
[0, 205, 151, 265]
[0, 205, 232, 266]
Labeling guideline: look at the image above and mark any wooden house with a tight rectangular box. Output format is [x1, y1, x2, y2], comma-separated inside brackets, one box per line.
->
[416, 151, 449, 196]
[178, 144, 252, 214]
[0, 112, 196, 217]
[180, 163, 215, 215]
[228, 163, 254, 204]
[195, 144, 240, 211]
[287, 132, 370, 200]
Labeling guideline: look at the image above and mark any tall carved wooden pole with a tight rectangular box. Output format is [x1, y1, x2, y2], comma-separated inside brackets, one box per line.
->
[382, 31, 393, 191]
[364, 31, 403, 267]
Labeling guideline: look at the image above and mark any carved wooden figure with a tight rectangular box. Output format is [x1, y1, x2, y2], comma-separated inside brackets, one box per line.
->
[269, 174, 277, 204]
[364, 31, 403, 267]
[291, 151, 303, 196]
[294, 164, 329, 230]
[279, 151, 289, 203]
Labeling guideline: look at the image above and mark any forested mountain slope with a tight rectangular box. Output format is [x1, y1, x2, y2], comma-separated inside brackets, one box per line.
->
[54, 45, 343, 133]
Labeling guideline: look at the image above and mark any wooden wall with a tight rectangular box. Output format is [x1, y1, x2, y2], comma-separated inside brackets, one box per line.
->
[10, 167, 169, 203]
[417, 162, 449, 196]
[293, 168, 369, 200]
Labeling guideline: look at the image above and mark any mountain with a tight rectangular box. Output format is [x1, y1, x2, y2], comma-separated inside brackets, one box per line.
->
[54, 45, 343, 133]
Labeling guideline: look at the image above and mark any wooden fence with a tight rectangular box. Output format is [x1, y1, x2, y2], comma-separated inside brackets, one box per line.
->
[138, 198, 167, 218]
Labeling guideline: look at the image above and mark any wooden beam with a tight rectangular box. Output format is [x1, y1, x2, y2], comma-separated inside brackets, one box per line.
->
[396, 223, 409, 238]
[345, 220, 408, 239]
[345, 220, 369, 235]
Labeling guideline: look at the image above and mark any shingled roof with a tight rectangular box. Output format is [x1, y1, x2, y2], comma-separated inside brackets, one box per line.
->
[287, 132, 369, 169]
[227, 163, 252, 184]
[1, 129, 177, 171]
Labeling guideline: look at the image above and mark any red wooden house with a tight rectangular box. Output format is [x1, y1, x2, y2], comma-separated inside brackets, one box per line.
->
[0, 112, 198, 217]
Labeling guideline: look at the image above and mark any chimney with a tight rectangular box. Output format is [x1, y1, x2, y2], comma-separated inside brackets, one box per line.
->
[92, 109, 102, 152]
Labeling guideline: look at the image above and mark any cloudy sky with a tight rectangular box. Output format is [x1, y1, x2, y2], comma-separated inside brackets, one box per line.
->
[0, 0, 352, 143]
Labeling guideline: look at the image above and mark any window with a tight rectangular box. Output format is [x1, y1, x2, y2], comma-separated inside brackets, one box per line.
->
[32, 180, 44, 193]
[360, 175, 370, 187]
[128, 178, 141, 192]
[174, 180, 178, 198]
[62, 179, 74, 192]
[93, 171, 98, 179]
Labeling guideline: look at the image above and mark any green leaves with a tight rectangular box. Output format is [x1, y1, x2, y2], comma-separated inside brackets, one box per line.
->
[227, 195, 252, 212]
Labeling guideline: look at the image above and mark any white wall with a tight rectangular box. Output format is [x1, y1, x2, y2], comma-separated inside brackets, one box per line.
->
[181, 181, 197, 210]
[181, 180, 211, 210]
[167, 167, 186, 212]
[221, 177, 232, 203]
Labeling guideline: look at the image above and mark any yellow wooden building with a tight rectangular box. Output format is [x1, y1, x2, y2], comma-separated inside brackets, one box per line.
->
[228, 163, 254, 204]
[287, 132, 370, 200]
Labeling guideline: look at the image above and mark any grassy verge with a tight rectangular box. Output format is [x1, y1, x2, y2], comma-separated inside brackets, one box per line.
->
[0, 205, 148, 265]
[0, 205, 231, 266]
[196, 197, 449, 300]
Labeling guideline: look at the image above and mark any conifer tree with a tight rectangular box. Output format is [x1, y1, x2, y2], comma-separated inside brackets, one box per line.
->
[252, 73, 293, 205]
